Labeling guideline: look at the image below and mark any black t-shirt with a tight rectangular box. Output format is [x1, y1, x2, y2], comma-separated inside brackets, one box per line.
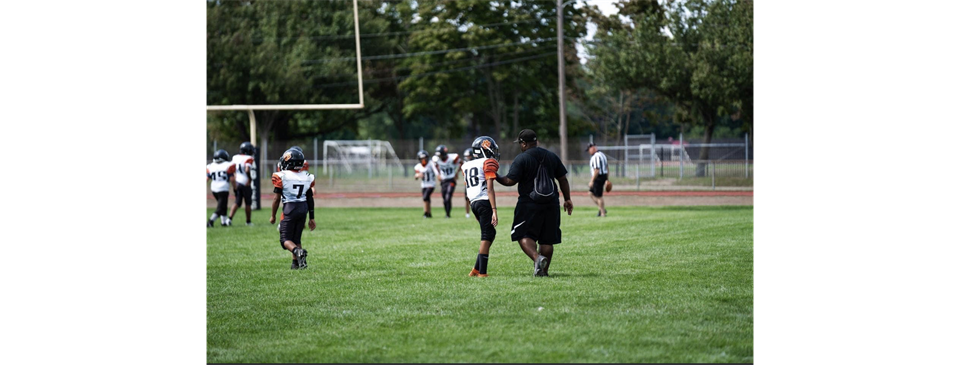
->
[505, 147, 568, 204]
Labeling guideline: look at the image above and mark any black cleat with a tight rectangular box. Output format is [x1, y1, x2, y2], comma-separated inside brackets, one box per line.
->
[293, 247, 308, 269]
[207, 220, 214, 228]
[291, 261, 299, 270]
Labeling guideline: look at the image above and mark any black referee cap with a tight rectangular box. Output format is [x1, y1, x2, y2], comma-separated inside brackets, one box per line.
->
[585, 142, 596, 151]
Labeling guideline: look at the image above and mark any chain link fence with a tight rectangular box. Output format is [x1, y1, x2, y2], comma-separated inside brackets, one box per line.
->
[207, 134, 752, 192]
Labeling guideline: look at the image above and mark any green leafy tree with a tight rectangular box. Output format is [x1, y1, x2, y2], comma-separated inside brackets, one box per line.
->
[588, 0, 752, 175]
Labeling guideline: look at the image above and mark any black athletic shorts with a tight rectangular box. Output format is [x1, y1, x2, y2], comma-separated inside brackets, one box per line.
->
[590, 174, 608, 197]
[213, 191, 229, 216]
[234, 184, 253, 207]
[510, 202, 562, 245]
[440, 178, 456, 202]
[471, 199, 497, 242]
[421, 187, 435, 202]
[279, 201, 308, 248]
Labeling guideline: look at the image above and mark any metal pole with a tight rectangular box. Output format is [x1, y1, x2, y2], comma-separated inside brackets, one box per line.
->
[589, 134, 593, 144]
[679, 133, 684, 180]
[623, 134, 628, 178]
[712, 160, 716, 190]
[636, 145, 641, 190]
[419, 136, 423, 152]
[557, 0, 568, 166]
[368, 139, 373, 179]
[248, 110, 257, 149]
[313, 138, 318, 176]
[213, 140, 217, 155]
[650, 133, 656, 177]
[352, 0, 365, 107]
[660, 146, 664, 177]
[745, 133, 749, 178]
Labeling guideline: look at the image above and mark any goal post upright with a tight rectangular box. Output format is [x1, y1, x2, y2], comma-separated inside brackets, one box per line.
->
[206, 0, 367, 210]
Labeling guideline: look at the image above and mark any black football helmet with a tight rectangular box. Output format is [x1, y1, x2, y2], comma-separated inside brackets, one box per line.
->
[462, 148, 473, 161]
[239, 142, 254, 156]
[471, 136, 500, 161]
[416, 150, 429, 161]
[280, 149, 305, 171]
[435, 145, 448, 159]
[214, 149, 230, 163]
[289, 146, 303, 153]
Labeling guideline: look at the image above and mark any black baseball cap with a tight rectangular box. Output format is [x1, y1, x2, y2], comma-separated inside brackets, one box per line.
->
[514, 129, 537, 143]
[585, 142, 596, 151]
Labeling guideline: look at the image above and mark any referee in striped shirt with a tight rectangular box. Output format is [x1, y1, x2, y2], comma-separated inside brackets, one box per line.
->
[586, 143, 609, 217]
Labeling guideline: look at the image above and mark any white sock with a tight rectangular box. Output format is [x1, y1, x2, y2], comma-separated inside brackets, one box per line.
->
[210, 213, 219, 222]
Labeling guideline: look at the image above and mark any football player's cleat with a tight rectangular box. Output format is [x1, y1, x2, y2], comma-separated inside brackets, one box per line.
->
[293, 247, 308, 269]
[478, 273, 488, 278]
[469, 268, 480, 277]
[207, 220, 214, 228]
[291, 261, 299, 270]
[534, 255, 549, 277]
[466, 213, 471, 218]
[225, 218, 232, 226]
[239, 141, 255, 156]
[246, 222, 253, 227]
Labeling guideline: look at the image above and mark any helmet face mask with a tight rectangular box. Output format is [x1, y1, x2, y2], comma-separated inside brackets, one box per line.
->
[471, 136, 500, 161]
[214, 149, 230, 163]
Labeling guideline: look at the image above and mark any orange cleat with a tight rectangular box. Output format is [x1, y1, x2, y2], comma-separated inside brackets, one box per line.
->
[469, 268, 480, 277]
[477, 273, 488, 277]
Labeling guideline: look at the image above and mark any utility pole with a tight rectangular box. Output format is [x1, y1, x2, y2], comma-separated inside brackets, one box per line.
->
[557, 0, 569, 165]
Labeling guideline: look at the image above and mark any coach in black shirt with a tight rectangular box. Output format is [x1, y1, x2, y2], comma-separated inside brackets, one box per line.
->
[495, 129, 573, 277]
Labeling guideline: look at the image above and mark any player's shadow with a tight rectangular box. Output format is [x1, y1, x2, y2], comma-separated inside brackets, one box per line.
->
[545, 272, 601, 278]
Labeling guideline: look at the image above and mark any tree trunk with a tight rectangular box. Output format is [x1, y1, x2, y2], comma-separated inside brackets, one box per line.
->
[483, 67, 502, 139]
[512, 93, 520, 138]
[696, 111, 716, 177]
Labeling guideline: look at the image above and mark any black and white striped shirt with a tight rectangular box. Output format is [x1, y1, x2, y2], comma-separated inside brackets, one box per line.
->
[589, 151, 608, 175]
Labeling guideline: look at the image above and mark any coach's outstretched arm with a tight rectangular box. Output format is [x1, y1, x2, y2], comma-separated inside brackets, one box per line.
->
[495, 173, 517, 186]
[557, 175, 573, 215]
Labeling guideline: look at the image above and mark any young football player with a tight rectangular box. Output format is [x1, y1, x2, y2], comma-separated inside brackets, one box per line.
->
[462, 147, 474, 218]
[269, 148, 317, 270]
[462, 137, 501, 278]
[413, 150, 439, 218]
[229, 142, 255, 226]
[207, 149, 236, 227]
[432, 145, 461, 218]
[275, 146, 311, 230]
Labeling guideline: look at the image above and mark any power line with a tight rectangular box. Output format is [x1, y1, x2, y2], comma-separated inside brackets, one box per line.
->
[301, 37, 557, 64]
[315, 51, 555, 89]
[304, 45, 555, 77]
[208, 19, 542, 42]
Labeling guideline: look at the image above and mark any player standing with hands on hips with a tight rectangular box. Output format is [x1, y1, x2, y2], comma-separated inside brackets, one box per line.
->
[495, 129, 573, 277]
[462, 137, 501, 277]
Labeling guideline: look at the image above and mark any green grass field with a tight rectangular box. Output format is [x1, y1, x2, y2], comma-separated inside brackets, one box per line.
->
[207, 205, 753, 363]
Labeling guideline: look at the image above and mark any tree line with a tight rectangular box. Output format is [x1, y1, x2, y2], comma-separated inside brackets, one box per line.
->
[207, 0, 752, 161]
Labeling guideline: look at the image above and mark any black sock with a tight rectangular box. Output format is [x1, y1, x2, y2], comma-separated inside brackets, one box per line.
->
[474, 255, 481, 271]
[478, 254, 489, 274]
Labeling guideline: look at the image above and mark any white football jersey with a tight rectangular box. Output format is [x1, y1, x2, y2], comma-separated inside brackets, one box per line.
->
[231, 154, 255, 186]
[414, 161, 439, 188]
[434, 153, 460, 181]
[207, 161, 236, 193]
[271, 169, 316, 203]
[461, 157, 500, 203]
